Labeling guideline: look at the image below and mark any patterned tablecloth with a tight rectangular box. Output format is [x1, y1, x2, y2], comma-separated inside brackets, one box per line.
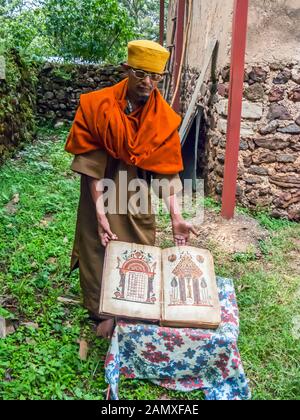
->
[105, 277, 251, 400]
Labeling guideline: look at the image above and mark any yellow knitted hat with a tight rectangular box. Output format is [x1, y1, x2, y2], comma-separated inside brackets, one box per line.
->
[127, 40, 170, 74]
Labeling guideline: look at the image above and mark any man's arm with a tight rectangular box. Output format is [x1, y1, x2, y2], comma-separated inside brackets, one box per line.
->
[70, 149, 117, 248]
[166, 193, 198, 246]
[87, 177, 118, 247]
[152, 173, 198, 246]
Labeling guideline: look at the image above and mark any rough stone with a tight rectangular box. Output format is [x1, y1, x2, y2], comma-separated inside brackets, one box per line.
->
[259, 188, 270, 196]
[248, 66, 267, 83]
[241, 101, 263, 120]
[270, 174, 300, 188]
[291, 68, 300, 84]
[239, 140, 248, 151]
[219, 138, 227, 149]
[221, 66, 230, 82]
[296, 115, 300, 126]
[244, 83, 265, 101]
[55, 90, 66, 101]
[254, 137, 290, 150]
[271, 208, 289, 219]
[289, 135, 300, 152]
[276, 154, 297, 163]
[211, 135, 220, 146]
[248, 166, 269, 176]
[273, 69, 291, 84]
[277, 124, 300, 134]
[267, 103, 292, 121]
[243, 155, 252, 167]
[217, 152, 225, 164]
[218, 83, 229, 97]
[217, 119, 227, 134]
[216, 164, 224, 177]
[288, 86, 300, 102]
[273, 192, 293, 208]
[44, 91, 54, 100]
[245, 176, 262, 184]
[238, 122, 255, 137]
[54, 121, 65, 129]
[252, 150, 277, 164]
[218, 118, 255, 138]
[216, 99, 228, 116]
[269, 62, 285, 71]
[288, 206, 300, 222]
[259, 120, 279, 135]
[215, 183, 223, 195]
[268, 86, 285, 102]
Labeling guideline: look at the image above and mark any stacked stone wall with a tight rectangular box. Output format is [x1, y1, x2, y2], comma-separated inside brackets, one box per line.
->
[181, 62, 300, 221]
[37, 63, 126, 123]
[0, 50, 37, 163]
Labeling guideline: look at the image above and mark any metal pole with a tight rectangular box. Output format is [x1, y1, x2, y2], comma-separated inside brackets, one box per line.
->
[221, 0, 249, 219]
[159, 0, 165, 45]
[172, 0, 185, 113]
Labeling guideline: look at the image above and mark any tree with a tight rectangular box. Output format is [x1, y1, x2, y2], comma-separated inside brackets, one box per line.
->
[119, 0, 162, 40]
[0, 1, 53, 58]
[43, 0, 135, 63]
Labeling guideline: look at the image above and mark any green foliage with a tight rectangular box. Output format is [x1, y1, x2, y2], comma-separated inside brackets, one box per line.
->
[0, 1, 162, 64]
[43, 0, 135, 63]
[0, 1, 54, 59]
[119, 0, 162, 40]
[51, 66, 73, 81]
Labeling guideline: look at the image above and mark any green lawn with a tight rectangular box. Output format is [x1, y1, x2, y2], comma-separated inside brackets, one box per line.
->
[0, 125, 299, 400]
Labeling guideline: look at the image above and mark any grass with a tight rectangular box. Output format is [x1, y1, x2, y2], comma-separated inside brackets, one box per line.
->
[0, 125, 299, 400]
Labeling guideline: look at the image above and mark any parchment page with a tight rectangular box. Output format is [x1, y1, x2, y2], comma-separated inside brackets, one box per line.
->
[100, 241, 161, 320]
[161, 246, 221, 327]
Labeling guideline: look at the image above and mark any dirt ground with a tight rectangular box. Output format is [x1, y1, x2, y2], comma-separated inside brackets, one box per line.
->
[156, 209, 269, 255]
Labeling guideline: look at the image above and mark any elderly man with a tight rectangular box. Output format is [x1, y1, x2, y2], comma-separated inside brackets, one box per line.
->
[65, 40, 197, 339]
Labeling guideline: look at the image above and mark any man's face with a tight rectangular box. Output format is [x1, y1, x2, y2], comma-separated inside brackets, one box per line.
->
[125, 65, 161, 103]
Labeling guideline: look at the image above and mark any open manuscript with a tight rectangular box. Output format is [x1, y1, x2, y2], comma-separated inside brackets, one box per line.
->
[99, 241, 221, 329]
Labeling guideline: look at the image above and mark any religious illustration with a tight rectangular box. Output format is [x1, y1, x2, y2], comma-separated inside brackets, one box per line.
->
[113, 249, 157, 305]
[169, 252, 213, 307]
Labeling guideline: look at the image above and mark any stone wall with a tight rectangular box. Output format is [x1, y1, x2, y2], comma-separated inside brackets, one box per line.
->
[0, 50, 37, 163]
[37, 63, 126, 123]
[181, 63, 300, 221]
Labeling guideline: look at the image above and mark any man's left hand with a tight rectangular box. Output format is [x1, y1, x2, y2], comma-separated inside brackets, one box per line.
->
[172, 217, 199, 246]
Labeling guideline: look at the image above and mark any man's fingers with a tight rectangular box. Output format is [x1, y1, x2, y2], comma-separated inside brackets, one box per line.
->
[100, 233, 118, 247]
[105, 226, 116, 239]
[175, 236, 187, 246]
[105, 228, 118, 241]
[189, 225, 199, 236]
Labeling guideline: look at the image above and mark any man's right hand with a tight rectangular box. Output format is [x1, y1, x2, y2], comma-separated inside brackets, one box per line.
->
[97, 216, 118, 247]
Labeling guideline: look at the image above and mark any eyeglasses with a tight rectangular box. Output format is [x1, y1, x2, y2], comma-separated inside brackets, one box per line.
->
[130, 67, 164, 82]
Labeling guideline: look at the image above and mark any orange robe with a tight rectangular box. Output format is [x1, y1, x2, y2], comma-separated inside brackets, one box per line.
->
[65, 78, 183, 175]
[66, 81, 184, 318]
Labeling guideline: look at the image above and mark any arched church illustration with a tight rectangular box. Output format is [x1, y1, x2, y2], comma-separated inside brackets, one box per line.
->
[170, 254, 212, 307]
[113, 251, 157, 305]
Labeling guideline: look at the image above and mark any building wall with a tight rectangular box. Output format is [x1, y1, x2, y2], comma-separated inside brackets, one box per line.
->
[167, 0, 300, 70]
[168, 0, 300, 220]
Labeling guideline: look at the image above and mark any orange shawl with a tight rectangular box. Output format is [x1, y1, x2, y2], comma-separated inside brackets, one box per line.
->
[65, 78, 183, 174]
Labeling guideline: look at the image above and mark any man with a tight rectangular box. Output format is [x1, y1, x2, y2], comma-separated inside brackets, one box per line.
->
[65, 40, 197, 339]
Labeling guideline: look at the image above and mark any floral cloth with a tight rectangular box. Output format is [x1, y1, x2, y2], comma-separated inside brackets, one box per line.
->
[105, 277, 251, 400]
